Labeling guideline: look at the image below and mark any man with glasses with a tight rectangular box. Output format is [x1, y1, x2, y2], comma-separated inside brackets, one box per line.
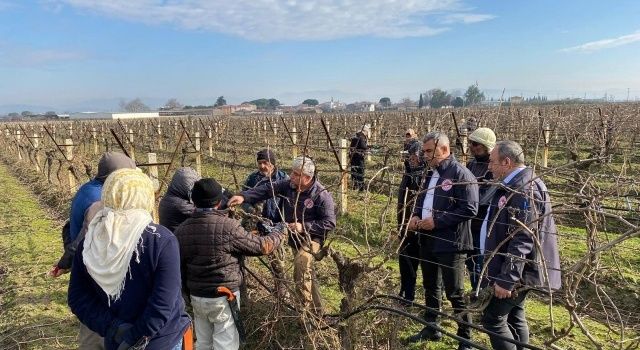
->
[481, 140, 561, 349]
[466, 127, 496, 293]
[407, 132, 478, 350]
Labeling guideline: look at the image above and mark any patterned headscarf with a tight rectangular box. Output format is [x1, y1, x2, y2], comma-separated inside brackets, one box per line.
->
[102, 168, 155, 212]
[83, 168, 155, 303]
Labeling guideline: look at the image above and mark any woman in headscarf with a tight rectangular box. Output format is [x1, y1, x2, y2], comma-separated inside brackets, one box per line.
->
[68, 168, 190, 350]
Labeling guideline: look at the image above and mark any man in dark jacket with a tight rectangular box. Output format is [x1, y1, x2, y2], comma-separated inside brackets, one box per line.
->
[407, 132, 478, 350]
[159, 167, 200, 232]
[481, 140, 561, 350]
[397, 128, 425, 302]
[175, 178, 286, 350]
[466, 127, 496, 291]
[242, 149, 289, 230]
[349, 124, 370, 191]
[228, 156, 336, 314]
[242, 149, 289, 297]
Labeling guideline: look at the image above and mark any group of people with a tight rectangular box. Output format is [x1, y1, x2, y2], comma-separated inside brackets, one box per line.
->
[49, 123, 560, 350]
[397, 128, 561, 350]
[51, 149, 335, 350]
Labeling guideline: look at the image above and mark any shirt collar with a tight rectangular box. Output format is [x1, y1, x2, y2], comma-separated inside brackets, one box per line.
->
[502, 166, 526, 185]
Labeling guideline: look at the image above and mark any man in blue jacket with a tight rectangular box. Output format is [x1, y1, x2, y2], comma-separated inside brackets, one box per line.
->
[228, 156, 336, 315]
[407, 132, 478, 350]
[242, 149, 289, 230]
[241, 149, 289, 297]
[481, 140, 561, 350]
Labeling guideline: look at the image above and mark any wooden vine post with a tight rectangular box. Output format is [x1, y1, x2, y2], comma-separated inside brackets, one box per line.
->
[16, 129, 23, 160]
[543, 123, 552, 168]
[194, 131, 202, 175]
[33, 133, 41, 172]
[156, 124, 163, 150]
[207, 126, 213, 157]
[339, 138, 349, 214]
[291, 127, 298, 158]
[64, 138, 76, 193]
[92, 127, 99, 155]
[128, 128, 135, 161]
[147, 153, 159, 191]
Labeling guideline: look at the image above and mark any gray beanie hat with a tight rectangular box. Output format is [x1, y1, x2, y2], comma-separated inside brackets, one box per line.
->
[96, 152, 136, 181]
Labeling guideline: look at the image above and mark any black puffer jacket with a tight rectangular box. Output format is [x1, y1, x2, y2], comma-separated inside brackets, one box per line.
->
[175, 209, 286, 297]
[159, 167, 200, 232]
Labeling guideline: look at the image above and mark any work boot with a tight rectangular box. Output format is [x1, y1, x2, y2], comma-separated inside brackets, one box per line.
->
[407, 323, 442, 343]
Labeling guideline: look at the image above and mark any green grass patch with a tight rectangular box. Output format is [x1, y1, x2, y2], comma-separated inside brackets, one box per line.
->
[0, 162, 77, 349]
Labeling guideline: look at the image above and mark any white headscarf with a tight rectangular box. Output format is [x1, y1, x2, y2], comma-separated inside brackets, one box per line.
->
[83, 168, 155, 304]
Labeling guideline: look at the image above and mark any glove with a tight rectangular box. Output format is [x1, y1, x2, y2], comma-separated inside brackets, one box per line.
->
[109, 322, 133, 349]
[116, 341, 132, 350]
[273, 222, 288, 234]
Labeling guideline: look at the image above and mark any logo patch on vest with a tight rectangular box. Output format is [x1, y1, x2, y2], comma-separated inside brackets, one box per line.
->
[304, 198, 314, 209]
[498, 195, 507, 209]
[441, 179, 453, 191]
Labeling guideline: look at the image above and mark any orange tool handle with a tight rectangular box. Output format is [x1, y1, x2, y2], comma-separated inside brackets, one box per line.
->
[217, 286, 236, 301]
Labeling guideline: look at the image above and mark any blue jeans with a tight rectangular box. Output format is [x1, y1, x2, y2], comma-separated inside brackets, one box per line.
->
[172, 338, 183, 350]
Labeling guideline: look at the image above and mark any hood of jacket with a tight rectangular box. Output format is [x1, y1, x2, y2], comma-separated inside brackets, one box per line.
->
[167, 167, 201, 200]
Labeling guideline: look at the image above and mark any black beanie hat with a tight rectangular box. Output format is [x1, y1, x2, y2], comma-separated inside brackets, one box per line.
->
[256, 149, 276, 166]
[191, 178, 224, 208]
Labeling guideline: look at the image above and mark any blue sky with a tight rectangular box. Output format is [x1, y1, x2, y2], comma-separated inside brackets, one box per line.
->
[1, 0, 639, 112]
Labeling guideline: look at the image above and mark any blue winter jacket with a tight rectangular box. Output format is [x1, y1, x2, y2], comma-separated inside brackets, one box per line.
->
[243, 169, 289, 225]
[482, 167, 562, 291]
[241, 178, 336, 248]
[69, 179, 102, 241]
[68, 223, 190, 350]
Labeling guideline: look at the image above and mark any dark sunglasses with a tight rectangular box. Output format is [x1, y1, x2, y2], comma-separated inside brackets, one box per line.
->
[470, 141, 481, 147]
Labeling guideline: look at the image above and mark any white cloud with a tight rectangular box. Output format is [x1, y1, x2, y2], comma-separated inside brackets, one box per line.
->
[561, 31, 640, 52]
[440, 13, 495, 24]
[54, 0, 493, 41]
[0, 45, 89, 67]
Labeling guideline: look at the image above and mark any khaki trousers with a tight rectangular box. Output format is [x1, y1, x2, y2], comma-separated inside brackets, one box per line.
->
[293, 241, 323, 313]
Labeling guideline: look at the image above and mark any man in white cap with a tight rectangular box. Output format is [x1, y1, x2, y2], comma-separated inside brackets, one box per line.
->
[466, 127, 496, 292]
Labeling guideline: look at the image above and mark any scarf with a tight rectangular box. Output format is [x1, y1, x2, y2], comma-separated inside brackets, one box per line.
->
[83, 168, 155, 304]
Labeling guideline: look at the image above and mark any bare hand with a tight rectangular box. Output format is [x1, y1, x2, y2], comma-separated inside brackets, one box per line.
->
[493, 284, 512, 299]
[48, 265, 69, 278]
[407, 216, 419, 231]
[288, 222, 303, 233]
[227, 195, 244, 207]
[418, 217, 435, 231]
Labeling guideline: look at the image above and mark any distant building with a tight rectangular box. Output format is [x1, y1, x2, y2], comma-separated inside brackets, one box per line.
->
[160, 108, 222, 117]
[215, 103, 257, 115]
[509, 96, 524, 104]
[346, 102, 376, 112]
[69, 112, 116, 120]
